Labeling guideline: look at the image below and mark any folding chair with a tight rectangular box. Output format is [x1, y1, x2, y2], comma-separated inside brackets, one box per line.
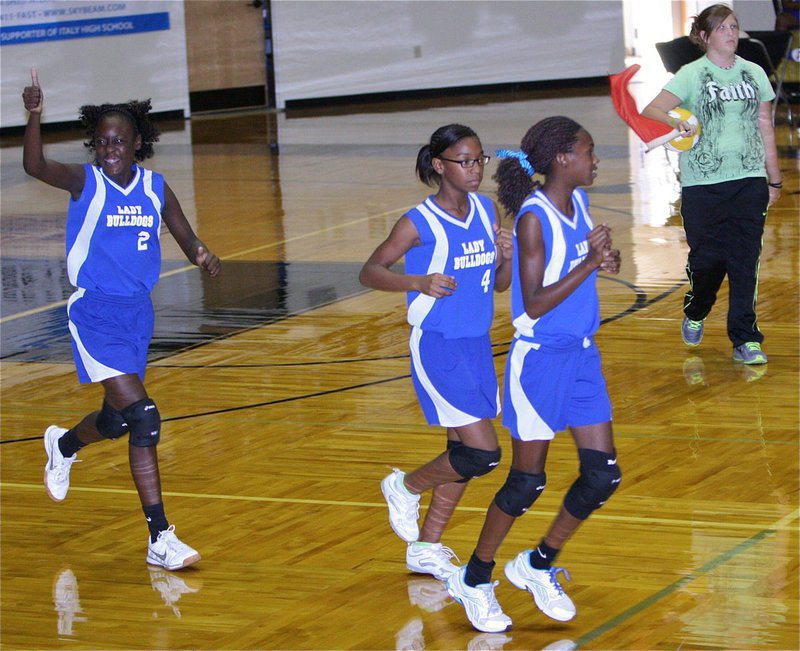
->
[654, 37, 703, 74]
[737, 36, 795, 125]
[745, 30, 797, 124]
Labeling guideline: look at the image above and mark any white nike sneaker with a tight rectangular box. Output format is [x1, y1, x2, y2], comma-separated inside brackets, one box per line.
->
[380, 468, 420, 542]
[406, 542, 460, 580]
[44, 426, 79, 502]
[504, 551, 576, 622]
[446, 567, 512, 633]
[146, 525, 201, 570]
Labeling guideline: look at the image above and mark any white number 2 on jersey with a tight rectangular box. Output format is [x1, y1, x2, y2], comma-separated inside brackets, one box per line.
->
[137, 231, 150, 251]
[480, 268, 491, 293]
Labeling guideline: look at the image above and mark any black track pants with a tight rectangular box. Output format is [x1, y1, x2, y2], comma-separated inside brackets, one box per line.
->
[680, 177, 768, 347]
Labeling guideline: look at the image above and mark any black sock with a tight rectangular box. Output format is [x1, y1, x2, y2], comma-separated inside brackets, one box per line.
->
[465, 552, 495, 587]
[529, 540, 560, 570]
[58, 429, 86, 458]
[143, 503, 169, 543]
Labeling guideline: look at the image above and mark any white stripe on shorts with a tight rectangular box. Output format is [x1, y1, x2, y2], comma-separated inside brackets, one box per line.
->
[67, 289, 124, 383]
[508, 338, 555, 440]
[409, 326, 478, 428]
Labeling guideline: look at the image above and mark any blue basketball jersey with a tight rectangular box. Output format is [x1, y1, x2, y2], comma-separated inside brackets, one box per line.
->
[510, 188, 599, 347]
[404, 193, 497, 338]
[66, 164, 164, 296]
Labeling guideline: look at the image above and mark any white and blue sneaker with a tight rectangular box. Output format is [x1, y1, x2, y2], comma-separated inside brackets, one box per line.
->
[446, 567, 512, 633]
[504, 551, 576, 622]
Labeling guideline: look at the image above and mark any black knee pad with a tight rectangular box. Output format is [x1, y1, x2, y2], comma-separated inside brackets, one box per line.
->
[494, 468, 547, 517]
[121, 398, 161, 447]
[96, 401, 128, 440]
[563, 448, 621, 520]
[447, 440, 470, 483]
[448, 445, 501, 481]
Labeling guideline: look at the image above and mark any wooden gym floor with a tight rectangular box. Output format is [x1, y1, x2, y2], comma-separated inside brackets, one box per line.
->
[1, 81, 798, 650]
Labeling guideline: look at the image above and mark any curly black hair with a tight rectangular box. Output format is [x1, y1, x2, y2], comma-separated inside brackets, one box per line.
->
[78, 99, 160, 161]
[493, 116, 583, 216]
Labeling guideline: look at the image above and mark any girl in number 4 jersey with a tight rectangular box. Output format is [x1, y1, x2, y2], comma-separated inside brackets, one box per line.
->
[360, 124, 512, 590]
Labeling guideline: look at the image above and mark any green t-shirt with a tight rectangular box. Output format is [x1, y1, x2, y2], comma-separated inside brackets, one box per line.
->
[664, 54, 774, 187]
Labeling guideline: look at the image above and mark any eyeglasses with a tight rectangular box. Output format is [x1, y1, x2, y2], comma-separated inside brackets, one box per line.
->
[437, 155, 491, 169]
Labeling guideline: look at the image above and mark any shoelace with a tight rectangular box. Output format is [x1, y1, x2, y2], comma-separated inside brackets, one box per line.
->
[434, 544, 461, 565]
[547, 567, 571, 595]
[52, 458, 80, 480]
[477, 581, 504, 616]
[157, 526, 196, 556]
[743, 342, 761, 351]
[157, 524, 178, 543]
[686, 320, 703, 331]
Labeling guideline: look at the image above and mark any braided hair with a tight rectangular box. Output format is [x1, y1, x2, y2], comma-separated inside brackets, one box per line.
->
[493, 116, 583, 216]
[78, 99, 160, 161]
[415, 123, 479, 187]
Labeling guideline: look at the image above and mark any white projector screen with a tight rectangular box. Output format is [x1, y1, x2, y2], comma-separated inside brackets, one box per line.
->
[271, 0, 625, 108]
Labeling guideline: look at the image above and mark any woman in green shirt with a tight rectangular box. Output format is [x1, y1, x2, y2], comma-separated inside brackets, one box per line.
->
[643, 3, 781, 365]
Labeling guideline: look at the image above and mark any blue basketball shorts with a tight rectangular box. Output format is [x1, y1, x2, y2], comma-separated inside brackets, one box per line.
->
[409, 327, 501, 428]
[66, 288, 154, 384]
[502, 337, 611, 441]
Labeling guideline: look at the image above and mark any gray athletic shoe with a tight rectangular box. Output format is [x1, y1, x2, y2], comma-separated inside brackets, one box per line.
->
[681, 317, 704, 346]
[732, 342, 768, 365]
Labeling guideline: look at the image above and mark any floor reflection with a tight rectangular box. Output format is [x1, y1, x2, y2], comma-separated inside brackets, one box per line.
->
[406, 577, 452, 613]
[50, 564, 204, 637]
[1, 260, 367, 362]
[148, 567, 203, 619]
[52, 568, 87, 637]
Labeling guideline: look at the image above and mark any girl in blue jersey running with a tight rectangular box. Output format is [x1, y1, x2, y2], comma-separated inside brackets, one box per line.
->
[23, 68, 220, 571]
[446, 116, 622, 633]
[360, 124, 512, 593]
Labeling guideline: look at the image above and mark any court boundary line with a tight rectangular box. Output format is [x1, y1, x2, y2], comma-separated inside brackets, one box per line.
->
[572, 508, 799, 649]
[1, 481, 796, 534]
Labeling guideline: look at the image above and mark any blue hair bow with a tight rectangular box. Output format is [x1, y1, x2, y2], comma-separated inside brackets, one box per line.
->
[495, 149, 534, 176]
